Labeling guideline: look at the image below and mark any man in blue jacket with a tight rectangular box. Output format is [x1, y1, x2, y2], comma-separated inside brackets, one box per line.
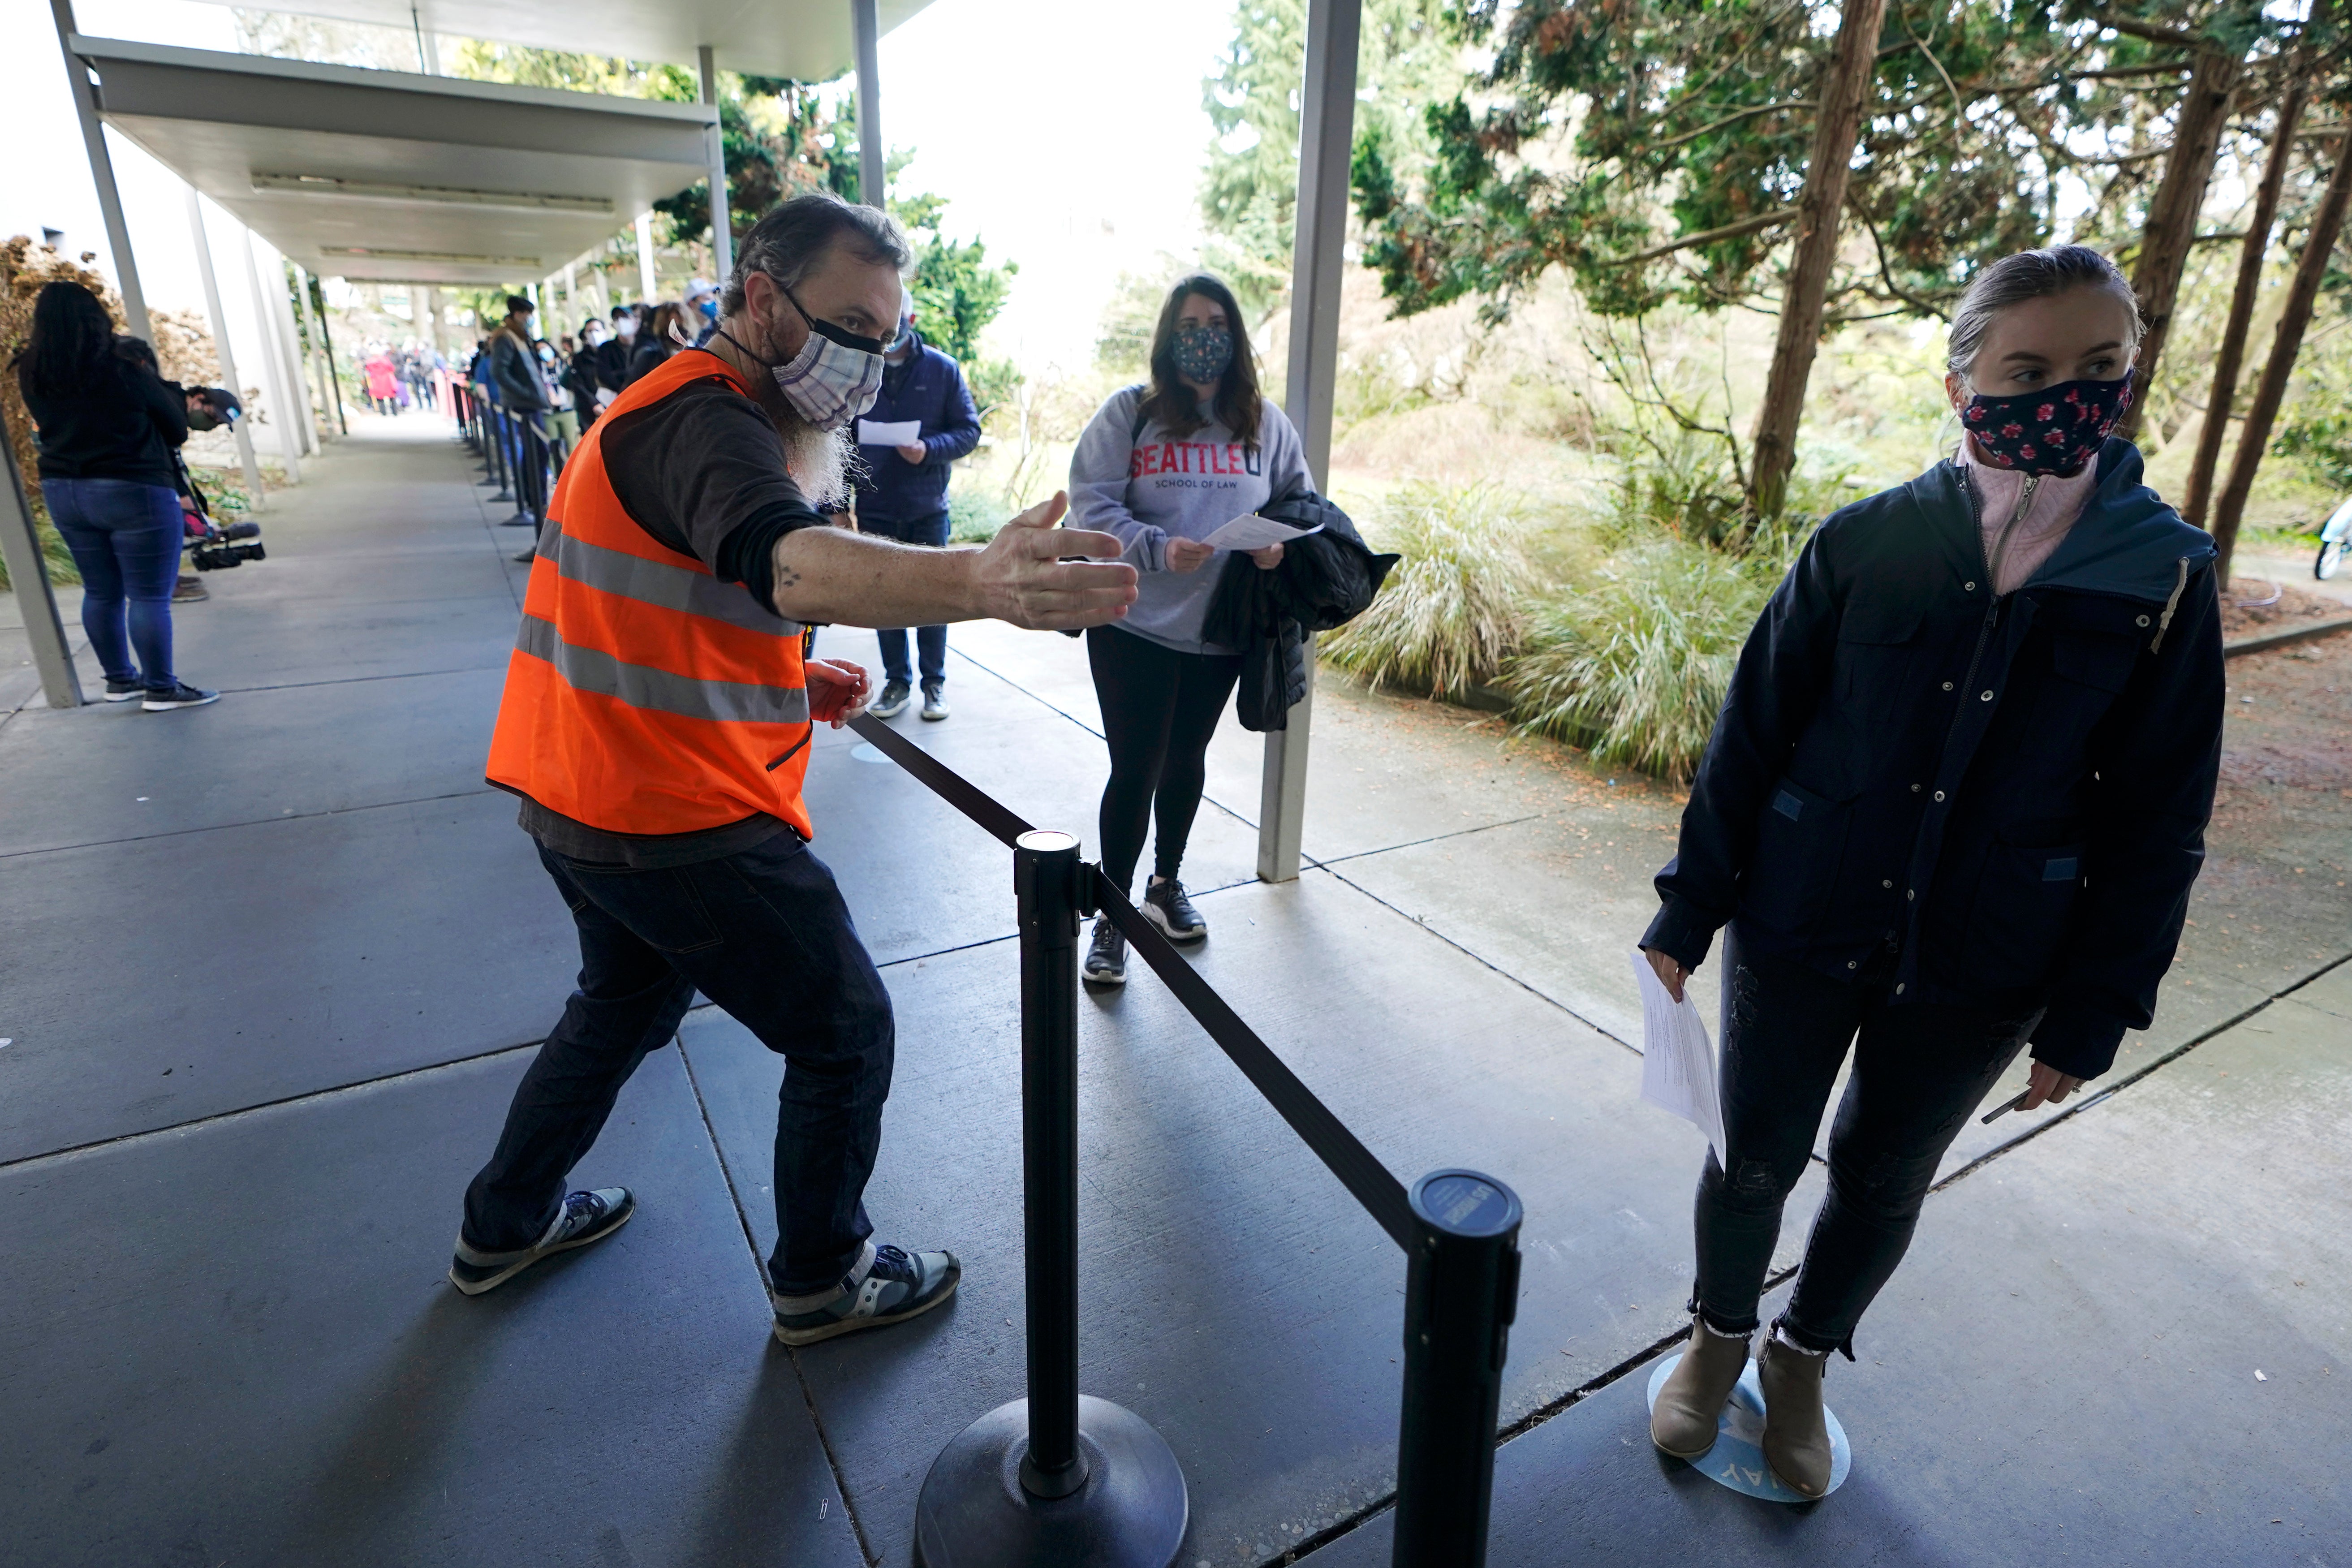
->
[837, 293, 984, 720]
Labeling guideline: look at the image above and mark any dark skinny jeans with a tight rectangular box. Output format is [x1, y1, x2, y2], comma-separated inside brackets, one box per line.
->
[1087, 624, 1242, 895]
[43, 476, 183, 690]
[463, 833, 895, 1294]
[1694, 930, 2038, 1354]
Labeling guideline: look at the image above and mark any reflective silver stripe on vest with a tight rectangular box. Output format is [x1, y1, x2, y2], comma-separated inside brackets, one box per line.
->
[516, 613, 810, 724]
[541, 526, 801, 638]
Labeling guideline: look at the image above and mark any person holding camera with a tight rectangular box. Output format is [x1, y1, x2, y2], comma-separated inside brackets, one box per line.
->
[11, 281, 216, 710]
[459, 193, 1138, 1348]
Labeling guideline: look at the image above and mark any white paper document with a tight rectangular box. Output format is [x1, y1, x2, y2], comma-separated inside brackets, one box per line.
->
[857, 418, 922, 447]
[1629, 950, 1727, 1164]
[1200, 512, 1322, 552]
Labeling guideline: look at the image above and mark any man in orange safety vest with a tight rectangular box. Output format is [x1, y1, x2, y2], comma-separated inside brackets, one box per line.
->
[454, 192, 1137, 1347]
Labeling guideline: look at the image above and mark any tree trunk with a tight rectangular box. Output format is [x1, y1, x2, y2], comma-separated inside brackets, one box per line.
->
[2182, 77, 2307, 529]
[1748, 0, 1891, 520]
[2210, 125, 2352, 588]
[2116, 47, 2242, 443]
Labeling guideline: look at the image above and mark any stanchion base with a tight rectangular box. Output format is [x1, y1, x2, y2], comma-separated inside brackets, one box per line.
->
[913, 1396, 1187, 1568]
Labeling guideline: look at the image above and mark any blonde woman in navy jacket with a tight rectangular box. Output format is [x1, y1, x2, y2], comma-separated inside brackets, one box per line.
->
[1639, 246, 2223, 1497]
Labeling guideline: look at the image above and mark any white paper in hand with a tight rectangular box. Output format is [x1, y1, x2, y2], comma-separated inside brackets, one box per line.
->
[1629, 950, 1727, 1165]
[857, 418, 922, 447]
[1200, 512, 1322, 552]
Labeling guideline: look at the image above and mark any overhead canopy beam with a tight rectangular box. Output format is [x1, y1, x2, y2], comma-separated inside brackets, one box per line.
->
[165, 0, 934, 84]
[75, 35, 715, 287]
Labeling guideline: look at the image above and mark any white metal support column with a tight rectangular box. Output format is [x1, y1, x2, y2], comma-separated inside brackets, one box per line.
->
[256, 237, 317, 457]
[185, 187, 267, 504]
[242, 233, 302, 482]
[852, 0, 884, 208]
[1258, 0, 1361, 883]
[50, 0, 149, 340]
[563, 263, 578, 335]
[698, 46, 733, 281]
[299, 267, 346, 436]
[635, 210, 657, 301]
[0, 406, 84, 709]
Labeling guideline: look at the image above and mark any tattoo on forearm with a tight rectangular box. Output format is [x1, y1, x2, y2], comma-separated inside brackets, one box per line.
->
[777, 569, 802, 588]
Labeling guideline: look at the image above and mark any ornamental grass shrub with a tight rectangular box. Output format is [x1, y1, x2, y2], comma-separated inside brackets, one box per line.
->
[1320, 482, 1550, 699]
[1503, 538, 1778, 784]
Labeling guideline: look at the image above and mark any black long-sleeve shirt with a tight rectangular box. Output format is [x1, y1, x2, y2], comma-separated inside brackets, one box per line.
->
[18, 354, 187, 490]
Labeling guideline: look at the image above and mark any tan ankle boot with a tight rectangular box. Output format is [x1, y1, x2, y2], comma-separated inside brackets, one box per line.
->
[1756, 1329, 1833, 1497]
[1649, 1316, 1752, 1459]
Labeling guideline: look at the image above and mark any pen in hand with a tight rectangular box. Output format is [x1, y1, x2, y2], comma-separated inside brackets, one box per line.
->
[1979, 1089, 2032, 1125]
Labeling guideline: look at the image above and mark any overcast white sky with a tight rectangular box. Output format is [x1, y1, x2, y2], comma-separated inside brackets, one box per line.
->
[1, 0, 1237, 373]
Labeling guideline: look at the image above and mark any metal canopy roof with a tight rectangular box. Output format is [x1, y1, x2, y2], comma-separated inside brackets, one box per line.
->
[181, 0, 932, 82]
[77, 35, 716, 286]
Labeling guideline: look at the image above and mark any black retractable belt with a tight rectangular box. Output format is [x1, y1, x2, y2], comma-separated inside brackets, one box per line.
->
[853, 711, 1518, 1568]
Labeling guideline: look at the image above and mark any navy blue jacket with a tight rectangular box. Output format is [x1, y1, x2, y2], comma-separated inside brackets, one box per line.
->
[839, 333, 982, 525]
[1642, 442, 2223, 1081]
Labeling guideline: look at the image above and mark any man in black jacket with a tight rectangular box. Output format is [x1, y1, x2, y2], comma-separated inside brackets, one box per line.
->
[487, 295, 550, 528]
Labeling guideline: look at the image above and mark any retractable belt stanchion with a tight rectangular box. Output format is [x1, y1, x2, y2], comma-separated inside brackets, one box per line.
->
[849, 716, 1520, 1568]
[913, 829, 1189, 1568]
[488, 407, 513, 503]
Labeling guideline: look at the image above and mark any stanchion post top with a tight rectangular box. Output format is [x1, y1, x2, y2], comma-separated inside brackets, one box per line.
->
[1015, 829, 1079, 857]
[1409, 1170, 1522, 1242]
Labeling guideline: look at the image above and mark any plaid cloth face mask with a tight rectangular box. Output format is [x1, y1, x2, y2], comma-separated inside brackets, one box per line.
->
[731, 287, 887, 432]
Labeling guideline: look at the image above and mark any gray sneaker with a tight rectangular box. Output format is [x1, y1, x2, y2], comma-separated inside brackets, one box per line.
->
[1083, 913, 1127, 986]
[449, 1187, 634, 1296]
[870, 679, 912, 719]
[920, 685, 949, 722]
[771, 1241, 960, 1346]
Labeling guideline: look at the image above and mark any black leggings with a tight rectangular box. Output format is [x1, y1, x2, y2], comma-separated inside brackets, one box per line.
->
[1087, 626, 1243, 895]
[1694, 930, 2036, 1354]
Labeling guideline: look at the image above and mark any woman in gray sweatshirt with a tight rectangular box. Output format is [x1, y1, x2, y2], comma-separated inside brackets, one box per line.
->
[1068, 273, 1311, 985]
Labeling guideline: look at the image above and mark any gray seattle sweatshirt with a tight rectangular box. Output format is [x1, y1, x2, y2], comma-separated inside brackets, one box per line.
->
[1066, 385, 1311, 654]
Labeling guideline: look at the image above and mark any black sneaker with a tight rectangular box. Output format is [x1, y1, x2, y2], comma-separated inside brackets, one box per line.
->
[869, 679, 912, 719]
[1083, 913, 1127, 986]
[1142, 878, 1207, 943]
[771, 1241, 960, 1346]
[449, 1187, 635, 1297]
[511, 548, 537, 564]
[142, 682, 220, 712]
[103, 677, 144, 702]
[920, 685, 949, 722]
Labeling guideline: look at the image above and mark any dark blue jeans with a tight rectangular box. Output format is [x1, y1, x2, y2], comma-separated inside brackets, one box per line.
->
[1693, 930, 2037, 1353]
[862, 509, 949, 689]
[463, 833, 896, 1294]
[43, 476, 183, 690]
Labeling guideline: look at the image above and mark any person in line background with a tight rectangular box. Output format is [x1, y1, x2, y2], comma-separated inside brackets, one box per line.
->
[487, 296, 551, 529]
[1065, 273, 1308, 985]
[626, 302, 687, 387]
[595, 306, 638, 402]
[566, 324, 607, 431]
[362, 342, 400, 416]
[537, 337, 578, 464]
[1637, 245, 2224, 1499]
[830, 289, 983, 723]
[685, 278, 722, 347]
[11, 280, 216, 710]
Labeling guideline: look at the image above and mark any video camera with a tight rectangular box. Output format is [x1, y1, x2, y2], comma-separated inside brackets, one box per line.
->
[189, 517, 265, 571]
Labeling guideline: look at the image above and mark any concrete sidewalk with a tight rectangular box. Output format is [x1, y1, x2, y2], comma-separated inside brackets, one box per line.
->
[0, 421, 2344, 1567]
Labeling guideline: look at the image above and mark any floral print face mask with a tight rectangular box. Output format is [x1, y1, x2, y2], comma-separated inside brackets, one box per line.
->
[1171, 323, 1234, 383]
[1960, 376, 2132, 476]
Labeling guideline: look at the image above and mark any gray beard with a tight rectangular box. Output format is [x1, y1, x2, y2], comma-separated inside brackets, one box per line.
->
[774, 407, 853, 509]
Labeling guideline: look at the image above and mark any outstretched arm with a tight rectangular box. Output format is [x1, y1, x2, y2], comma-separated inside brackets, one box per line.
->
[770, 491, 1137, 632]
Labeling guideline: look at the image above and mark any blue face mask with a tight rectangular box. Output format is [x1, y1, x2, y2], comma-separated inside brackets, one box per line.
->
[698, 298, 719, 322]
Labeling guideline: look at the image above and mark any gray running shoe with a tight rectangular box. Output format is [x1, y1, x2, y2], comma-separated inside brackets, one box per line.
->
[1083, 913, 1128, 986]
[142, 682, 220, 712]
[1142, 878, 1206, 942]
[920, 685, 949, 722]
[771, 1241, 960, 1346]
[870, 679, 912, 719]
[449, 1187, 634, 1296]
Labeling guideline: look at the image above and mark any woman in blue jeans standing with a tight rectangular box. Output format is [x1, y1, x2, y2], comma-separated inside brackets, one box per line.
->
[14, 281, 216, 710]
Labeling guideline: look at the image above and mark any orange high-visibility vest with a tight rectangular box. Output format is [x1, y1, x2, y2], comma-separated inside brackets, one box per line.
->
[486, 349, 815, 840]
